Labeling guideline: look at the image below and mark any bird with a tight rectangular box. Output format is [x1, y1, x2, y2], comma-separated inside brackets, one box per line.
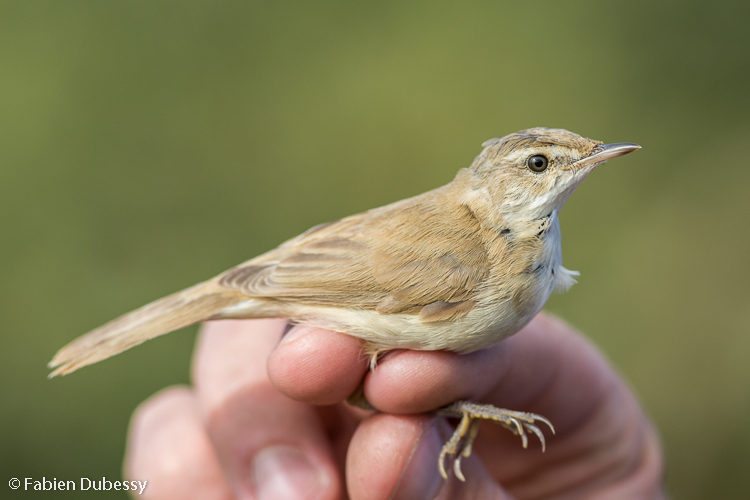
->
[49, 127, 640, 480]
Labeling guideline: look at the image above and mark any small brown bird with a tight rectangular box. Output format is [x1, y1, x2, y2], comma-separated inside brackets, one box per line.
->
[49, 127, 639, 480]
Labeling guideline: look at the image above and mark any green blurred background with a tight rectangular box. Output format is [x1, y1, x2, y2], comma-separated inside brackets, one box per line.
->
[2, 1, 749, 498]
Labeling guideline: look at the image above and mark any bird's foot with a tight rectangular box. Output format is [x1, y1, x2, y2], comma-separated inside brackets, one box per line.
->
[436, 401, 554, 481]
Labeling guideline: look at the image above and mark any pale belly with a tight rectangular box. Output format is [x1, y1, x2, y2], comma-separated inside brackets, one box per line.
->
[214, 271, 555, 355]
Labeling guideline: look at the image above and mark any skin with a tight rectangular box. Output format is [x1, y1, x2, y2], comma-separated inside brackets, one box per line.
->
[124, 314, 667, 499]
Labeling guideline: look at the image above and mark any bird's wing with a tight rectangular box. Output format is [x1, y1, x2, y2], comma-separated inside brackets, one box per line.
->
[49, 189, 494, 377]
[220, 193, 491, 321]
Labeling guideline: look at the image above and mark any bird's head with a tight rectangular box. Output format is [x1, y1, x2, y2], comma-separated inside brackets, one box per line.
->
[467, 127, 640, 222]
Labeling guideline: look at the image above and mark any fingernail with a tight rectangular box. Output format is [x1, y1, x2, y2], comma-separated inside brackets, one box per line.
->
[391, 419, 448, 500]
[378, 349, 406, 364]
[279, 325, 311, 345]
[251, 445, 327, 500]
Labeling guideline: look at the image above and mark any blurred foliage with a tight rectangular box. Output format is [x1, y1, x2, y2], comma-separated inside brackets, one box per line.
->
[2, 1, 749, 498]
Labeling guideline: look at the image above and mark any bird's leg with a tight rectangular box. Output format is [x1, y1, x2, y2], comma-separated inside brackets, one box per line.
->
[436, 401, 554, 481]
[346, 380, 375, 410]
[452, 417, 480, 481]
[346, 348, 389, 410]
[347, 349, 554, 481]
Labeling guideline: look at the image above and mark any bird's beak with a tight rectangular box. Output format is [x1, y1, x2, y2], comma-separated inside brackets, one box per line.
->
[572, 142, 641, 170]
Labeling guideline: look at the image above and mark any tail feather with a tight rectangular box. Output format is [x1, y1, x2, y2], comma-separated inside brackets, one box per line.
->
[48, 281, 245, 377]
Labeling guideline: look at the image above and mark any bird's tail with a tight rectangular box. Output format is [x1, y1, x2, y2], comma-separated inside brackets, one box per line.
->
[48, 281, 246, 377]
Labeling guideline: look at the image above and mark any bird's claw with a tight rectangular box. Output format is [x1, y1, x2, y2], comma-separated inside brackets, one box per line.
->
[436, 401, 554, 481]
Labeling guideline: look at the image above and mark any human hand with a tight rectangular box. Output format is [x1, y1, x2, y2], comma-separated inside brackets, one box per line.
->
[124, 314, 666, 499]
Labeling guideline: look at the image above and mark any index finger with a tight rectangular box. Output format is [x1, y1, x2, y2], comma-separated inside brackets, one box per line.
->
[363, 313, 661, 494]
[365, 313, 619, 433]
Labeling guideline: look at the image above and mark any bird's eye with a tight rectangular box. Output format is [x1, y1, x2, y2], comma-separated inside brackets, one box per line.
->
[527, 155, 549, 172]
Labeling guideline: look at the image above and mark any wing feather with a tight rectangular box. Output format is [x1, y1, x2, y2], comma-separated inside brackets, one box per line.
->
[219, 189, 493, 320]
